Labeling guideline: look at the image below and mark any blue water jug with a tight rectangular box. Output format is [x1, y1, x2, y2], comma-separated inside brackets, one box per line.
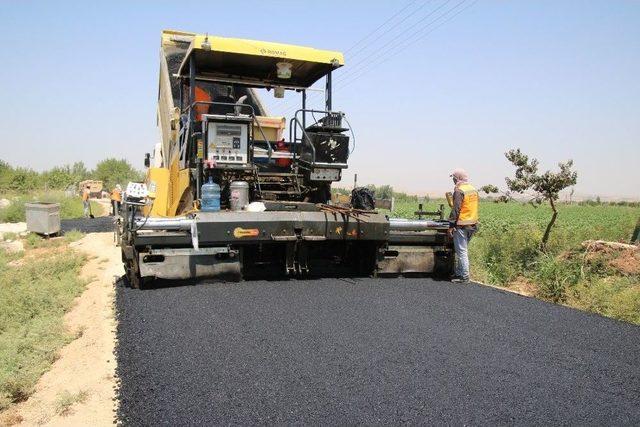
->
[201, 177, 221, 212]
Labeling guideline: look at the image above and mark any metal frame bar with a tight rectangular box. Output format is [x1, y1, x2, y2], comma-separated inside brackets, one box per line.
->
[173, 73, 311, 91]
[188, 55, 203, 200]
[325, 71, 332, 111]
[149, 247, 233, 256]
[302, 90, 307, 130]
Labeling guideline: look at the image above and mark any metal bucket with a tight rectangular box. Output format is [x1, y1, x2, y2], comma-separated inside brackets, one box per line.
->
[229, 181, 250, 211]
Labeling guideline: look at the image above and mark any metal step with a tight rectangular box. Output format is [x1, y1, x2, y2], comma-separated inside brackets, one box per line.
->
[257, 172, 303, 178]
[259, 190, 302, 195]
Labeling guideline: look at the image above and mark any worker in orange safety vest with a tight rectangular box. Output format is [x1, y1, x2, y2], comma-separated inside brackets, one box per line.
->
[110, 184, 122, 216]
[82, 185, 91, 218]
[447, 168, 479, 283]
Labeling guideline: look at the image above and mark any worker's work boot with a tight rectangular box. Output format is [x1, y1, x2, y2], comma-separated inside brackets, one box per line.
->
[451, 276, 469, 283]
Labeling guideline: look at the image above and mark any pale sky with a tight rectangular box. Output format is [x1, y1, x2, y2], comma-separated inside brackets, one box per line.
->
[0, 0, 638, 199]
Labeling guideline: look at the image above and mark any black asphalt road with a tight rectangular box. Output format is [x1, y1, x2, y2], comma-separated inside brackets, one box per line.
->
[61, 216, 114, 234]
[115, 278, 640, 425]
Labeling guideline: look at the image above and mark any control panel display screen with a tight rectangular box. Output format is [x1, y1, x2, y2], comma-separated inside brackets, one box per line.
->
[206, 121, 249, 165]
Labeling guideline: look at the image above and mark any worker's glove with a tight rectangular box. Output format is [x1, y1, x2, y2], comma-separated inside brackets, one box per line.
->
[447, 227, 454, 238]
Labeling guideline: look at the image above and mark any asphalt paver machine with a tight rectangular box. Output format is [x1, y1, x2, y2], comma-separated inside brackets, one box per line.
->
[119, 30, 453, 287]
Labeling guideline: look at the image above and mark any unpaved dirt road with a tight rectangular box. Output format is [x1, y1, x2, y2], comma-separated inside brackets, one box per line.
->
[115, 277, 640, 425]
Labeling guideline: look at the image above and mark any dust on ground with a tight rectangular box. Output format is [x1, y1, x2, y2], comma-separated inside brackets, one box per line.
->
[1, 233, 122, 426]
[583, 240, 640, 276]
[608, 249, 640, 275]
[93, 199, 112, 217]
[506, 276, 538, 297]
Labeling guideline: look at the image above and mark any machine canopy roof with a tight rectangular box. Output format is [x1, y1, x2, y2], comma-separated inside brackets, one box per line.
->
[177, 34, 344, 89]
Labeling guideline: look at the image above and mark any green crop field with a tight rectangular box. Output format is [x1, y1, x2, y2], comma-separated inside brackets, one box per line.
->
[391, 198, 639, 245]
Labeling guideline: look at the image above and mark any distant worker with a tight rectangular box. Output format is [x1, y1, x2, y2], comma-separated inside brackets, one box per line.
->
[82, 185, 91, 218]
[448, 168, 479, 283]
[110, 184, 122, 216]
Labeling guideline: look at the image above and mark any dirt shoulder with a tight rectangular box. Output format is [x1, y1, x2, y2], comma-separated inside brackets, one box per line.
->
[2, 233, 121, 426]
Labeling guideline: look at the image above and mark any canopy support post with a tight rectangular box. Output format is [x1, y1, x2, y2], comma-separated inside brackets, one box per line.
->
[325, 71, 332, 112]
[189, 55, 202, 201]
[302, 89, 307, 129]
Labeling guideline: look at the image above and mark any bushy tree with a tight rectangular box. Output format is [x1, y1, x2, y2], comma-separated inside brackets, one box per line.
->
[484, 149, 578, 251]
[71, 162, 90, 182]
[9, 167, 39, 192]
[364, 184, 394, 200]
[43, 166, 74, 189]
[376, 185, 394, 200]
[92, 158, 143, 190]
[0, 159, 13, 191]
[480, 184, 510, 203]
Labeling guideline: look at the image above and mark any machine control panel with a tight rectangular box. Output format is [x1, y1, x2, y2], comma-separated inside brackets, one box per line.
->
[205, 118, 250, 166]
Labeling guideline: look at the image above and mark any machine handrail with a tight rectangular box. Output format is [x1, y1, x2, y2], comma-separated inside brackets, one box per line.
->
[183, 101, 273, 159]
[288, 109, 353, 166]
[288, 116, 315, 164]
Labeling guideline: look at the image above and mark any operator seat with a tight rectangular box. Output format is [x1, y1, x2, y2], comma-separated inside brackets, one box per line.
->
[210, 86, 235, 115]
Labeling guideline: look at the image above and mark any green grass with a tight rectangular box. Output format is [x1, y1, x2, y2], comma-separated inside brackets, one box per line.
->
[0, 246, 87, 410]
[22, 230, 85, 249]
[0, 190, 102, 223]
[390, 198, 640, 324]
[63, 230, 85, 243]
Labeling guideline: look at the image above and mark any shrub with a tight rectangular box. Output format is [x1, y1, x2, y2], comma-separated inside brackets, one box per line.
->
[8, 168, 39, 192]
[534, 254, 581, 303]
[24, 233, 44, 248]
[471, 225, 542, 285]
[0, 200, 26, 223]
[55, 389, 89, 416]
[63, 230, 85, 243]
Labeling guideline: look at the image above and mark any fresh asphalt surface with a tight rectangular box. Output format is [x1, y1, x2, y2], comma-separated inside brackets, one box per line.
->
[61, 216, 114, 233]
[115, 277, 640, 425]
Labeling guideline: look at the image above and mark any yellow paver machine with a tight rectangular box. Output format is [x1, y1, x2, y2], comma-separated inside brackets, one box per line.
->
[118, 30, 452, 287]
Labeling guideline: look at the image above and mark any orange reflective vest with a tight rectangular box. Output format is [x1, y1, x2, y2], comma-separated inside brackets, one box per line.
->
[82, 189, 89, 201]
[111, 188, 122, 202]
[456, 183, 479, 225]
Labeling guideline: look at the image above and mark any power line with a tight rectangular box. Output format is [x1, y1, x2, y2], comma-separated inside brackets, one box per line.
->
[281, 0, 474, 114]
[343, 1, 433, 63]
[276, 1, 428, 115]
[278, 0, 477, 116]
[344, 0, 420, 55]
[335, 0, 475, 92]
[334, 0, 454, 83]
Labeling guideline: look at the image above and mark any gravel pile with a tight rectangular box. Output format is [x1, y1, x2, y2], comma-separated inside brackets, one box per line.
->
[115, 277, 640, 425]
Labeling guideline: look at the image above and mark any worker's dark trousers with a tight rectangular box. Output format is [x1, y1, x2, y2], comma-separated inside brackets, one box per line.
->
[112, 201, 121, 216]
